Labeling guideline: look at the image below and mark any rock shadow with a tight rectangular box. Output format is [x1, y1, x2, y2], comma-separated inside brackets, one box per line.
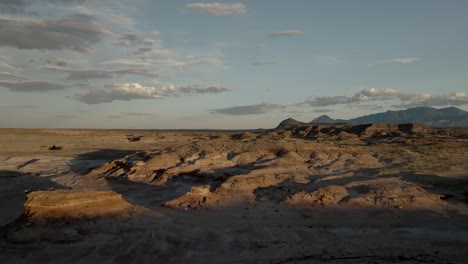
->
[68, 149, 138, 175]
[0, 170, 65, 227]
[103, 161, 270, 209]
[253, 179, 303, 203]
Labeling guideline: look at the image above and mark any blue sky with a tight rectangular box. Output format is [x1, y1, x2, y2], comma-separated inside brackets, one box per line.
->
[0, 0, 467, 129]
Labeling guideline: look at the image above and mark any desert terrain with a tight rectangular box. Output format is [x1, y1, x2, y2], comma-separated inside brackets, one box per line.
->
[1, 124, 468, 263]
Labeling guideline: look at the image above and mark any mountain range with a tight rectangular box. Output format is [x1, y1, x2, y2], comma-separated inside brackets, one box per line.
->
[277, 106, 468, 129]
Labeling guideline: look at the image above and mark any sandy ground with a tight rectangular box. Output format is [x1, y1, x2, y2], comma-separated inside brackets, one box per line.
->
[0, 127, 468, 263]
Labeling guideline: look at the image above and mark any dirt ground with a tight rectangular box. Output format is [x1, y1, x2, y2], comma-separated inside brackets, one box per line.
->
[1, 126, 467, 263]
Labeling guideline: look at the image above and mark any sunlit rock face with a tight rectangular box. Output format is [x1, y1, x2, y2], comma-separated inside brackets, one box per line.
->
[24, 190, 135, 221]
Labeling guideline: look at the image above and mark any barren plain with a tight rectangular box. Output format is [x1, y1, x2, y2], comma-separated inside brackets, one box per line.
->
[1, 124, 468, 263]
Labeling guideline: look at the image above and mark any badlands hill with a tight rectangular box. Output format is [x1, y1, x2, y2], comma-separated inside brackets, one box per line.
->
[76, 123, 467, 212]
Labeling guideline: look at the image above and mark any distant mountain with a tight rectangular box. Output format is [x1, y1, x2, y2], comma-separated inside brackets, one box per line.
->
[276, 118, 307, 129]
[309, 106, 468, 128]
[310, 115, 342, 124]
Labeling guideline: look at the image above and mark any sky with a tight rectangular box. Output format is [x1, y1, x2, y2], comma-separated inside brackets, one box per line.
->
[0, 0, 467, 129]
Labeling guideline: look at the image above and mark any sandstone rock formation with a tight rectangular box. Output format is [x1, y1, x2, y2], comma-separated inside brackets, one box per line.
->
[283, 185, 349, 207]
[24, 189, 135, 222]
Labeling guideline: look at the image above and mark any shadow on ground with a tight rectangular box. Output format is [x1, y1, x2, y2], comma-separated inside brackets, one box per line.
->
[0, 170, 65, 226]
[68, 149, 138, 175]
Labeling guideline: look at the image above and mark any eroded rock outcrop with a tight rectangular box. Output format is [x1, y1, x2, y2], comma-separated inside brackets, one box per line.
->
[24, 189, 134, 221]
[283, 185, 349, 207]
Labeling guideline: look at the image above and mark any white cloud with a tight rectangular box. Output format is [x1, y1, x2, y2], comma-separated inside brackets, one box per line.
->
[210, 103, 285, 115]
[269, 30, 304, 37]
[301, 88, 468, 108]
[186, 2, 246, 16]
[73, 82, 231, 104]
[373, 57, 419, 65]
[73, 83, 163, 104]
[0, 14, 112, 52]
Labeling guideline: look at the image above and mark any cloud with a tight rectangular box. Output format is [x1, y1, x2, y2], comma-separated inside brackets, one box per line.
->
[122, 112, 156, 116]
[100, 59, 154, 67]
[175, 85, 231, 94]
[67, 69, 159, 80]
[280, 110, 311, 115]
[210, 103, 285, 115]
[392, 92, 468, 108]
[0, 80, 69, 92]
[0, 104, 39, 108]
[269, 30, 304, 37]
[301, 88, 406, 106]
[52, 114, 76, 118]
[353, 105, 385, 111]
[110, 33, 226, 74]
[186, 2, 246, 16]
[0, 62, 15, 70]
[301, 88, 468, 108]
[252, 61, 277, 66]
[0, 15, 112, 52]
[373, 57, 419, 65]
[113, 32, 157, 55]
[0, 0, 90, 13]
[313, 109, 335, 113]
[73, 82, 231, 104]
[173, 56, 224, 72]
[43, 66, 159, 80]
[318, 56, 342, 65]
[0, 72, 29, 81]
[0, 0, 28, 13]
[73, 83, 163, 104]
[114, 32, 156, 48]
[46, 58, 68, 67]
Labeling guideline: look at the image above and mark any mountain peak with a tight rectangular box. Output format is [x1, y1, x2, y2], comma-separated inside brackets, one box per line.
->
[310, 115, 337, 124]
[276, 118, 306, 129]
[346, 106, 468, 127]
